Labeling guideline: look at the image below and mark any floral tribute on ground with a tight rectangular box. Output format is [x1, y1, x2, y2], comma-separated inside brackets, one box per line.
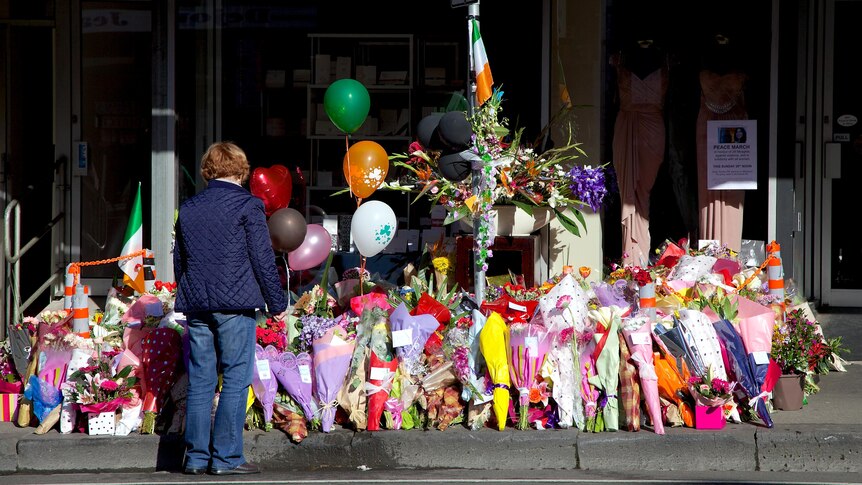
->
[2, 236, 848, 439]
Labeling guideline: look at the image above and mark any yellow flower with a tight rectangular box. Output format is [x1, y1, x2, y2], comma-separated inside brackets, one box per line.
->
[432, 257, 450, 274]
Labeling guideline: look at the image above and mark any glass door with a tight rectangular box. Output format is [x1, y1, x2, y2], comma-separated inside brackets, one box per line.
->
[1, 3, 59, 323]
[819, 0, 862, 306]
[78, 2, 153, 292]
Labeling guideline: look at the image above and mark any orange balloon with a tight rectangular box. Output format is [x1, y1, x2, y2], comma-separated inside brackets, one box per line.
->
[343, 140, 389, 199]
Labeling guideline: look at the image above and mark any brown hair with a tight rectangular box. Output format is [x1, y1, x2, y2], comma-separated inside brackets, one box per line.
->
[200, 141, 250, 183]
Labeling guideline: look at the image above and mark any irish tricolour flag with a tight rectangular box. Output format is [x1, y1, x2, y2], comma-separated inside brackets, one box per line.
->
[119, 181, 145, 293]
[470, 18, 494, 107]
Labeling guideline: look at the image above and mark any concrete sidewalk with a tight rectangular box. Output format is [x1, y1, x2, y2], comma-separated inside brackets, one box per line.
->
[1, 363, 859, 475]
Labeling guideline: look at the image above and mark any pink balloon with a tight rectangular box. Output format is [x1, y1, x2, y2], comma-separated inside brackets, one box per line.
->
[287, 224, 332, 271]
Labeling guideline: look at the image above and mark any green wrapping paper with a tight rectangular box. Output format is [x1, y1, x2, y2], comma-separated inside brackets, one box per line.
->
[587, 307, 623, 431]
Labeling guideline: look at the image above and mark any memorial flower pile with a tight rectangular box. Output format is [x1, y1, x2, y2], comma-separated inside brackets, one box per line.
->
[10, 233, 847, 439]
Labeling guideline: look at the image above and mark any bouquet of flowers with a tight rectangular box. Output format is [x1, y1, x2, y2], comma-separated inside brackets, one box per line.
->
[388, 90, 607, 231]
[257, 315, 288, 353]
[508, 322, 551, 430]
[311, 315, 357, 432]
[0, 339, 22, 393]
[688, 364, 736, 407]
[772, 308, 846, 386]
[387, 89, 608, 271]
[63, 352, 138, 414]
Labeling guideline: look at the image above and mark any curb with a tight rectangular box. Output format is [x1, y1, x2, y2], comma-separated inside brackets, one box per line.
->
[4, 424, 859, 475]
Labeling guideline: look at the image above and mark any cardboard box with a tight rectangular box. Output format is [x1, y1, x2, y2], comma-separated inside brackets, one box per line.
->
[265, 117, 286, 137]
[379, 109, 398, 135]
[356, 65, 377, 85]
[292, 68, 310, 86]
[335, 56, 351, 80]
[424, 67, 447, 86]
[314, 54, 331, 84]
[316, 104, 327, 122]
[264, 70, 286, 88]
[315, 120, 334, 136]
[378, 70, 408, 85]
[317, 171, 332, 187]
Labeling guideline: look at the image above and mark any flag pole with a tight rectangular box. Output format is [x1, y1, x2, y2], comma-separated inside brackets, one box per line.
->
[466, 1, 486, 305]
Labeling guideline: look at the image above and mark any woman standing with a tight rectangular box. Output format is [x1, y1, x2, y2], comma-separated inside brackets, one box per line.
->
[174, 141, 288, 475]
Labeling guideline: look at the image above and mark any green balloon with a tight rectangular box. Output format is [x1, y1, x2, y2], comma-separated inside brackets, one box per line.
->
[323, 79, 370, 134]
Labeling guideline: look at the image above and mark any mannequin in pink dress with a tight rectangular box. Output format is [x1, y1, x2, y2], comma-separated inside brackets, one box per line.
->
[611, 40, 668, 265]
[696, 34, 748, 252]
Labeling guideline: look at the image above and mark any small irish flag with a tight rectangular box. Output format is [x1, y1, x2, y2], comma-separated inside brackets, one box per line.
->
[119, 181, 145, 293]
[470, 18, 494, 107]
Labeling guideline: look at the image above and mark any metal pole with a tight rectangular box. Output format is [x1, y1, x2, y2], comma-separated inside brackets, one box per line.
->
[467, 2, 485, 304]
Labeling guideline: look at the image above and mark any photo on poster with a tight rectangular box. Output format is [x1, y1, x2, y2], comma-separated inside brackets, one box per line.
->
[707, 119, 757, 190]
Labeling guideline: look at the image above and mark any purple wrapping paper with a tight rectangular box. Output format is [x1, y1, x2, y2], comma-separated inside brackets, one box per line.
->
[274, 351, 317, 420]
[389, 302, 439, 376]
[312, 327, 355, 432]
[592, 280, 632, 312]
[252, 344, 280, 423]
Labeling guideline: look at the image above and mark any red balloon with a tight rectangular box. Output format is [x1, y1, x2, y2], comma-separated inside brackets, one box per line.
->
[250, 165, 292, 217]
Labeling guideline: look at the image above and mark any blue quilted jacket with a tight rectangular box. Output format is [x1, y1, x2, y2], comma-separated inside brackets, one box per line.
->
[173, 180, 287, 315]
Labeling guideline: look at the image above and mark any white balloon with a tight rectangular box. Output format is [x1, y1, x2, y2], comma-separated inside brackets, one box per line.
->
[350, 200, 397, 257]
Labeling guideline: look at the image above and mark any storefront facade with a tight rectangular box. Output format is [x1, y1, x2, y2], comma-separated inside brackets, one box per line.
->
[1, 0, 858, 331]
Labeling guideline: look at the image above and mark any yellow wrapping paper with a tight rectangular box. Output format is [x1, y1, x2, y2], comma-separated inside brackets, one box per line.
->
[479, 312, 510, 431]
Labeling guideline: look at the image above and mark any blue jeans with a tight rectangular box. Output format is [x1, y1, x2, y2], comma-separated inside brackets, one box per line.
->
[184, 311, 255, 471]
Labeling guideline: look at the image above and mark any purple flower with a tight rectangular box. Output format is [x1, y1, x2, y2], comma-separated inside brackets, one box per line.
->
[297, 315, 339, 352]
[568, 165, 608, 212]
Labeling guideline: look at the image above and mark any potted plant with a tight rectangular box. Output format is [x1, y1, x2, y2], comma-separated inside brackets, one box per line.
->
[770, 308, 824, 410]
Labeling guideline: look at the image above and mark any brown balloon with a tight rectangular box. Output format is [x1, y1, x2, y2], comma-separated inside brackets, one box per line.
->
[267, 207, 308, 253]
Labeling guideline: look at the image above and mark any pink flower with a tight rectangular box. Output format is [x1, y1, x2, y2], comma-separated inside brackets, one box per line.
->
[559, 327, 574, 344]
[555, 295, 573, 310]
[99, 379, 119, 391]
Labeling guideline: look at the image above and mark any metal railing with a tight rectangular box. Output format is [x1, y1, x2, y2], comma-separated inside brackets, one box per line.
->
[3, 199, 64, 340]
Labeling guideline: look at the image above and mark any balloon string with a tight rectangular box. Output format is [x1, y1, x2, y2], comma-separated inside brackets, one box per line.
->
[359, 256, 366, 296]
[345, 134, 356, 203]
[280, 253, 291, 308]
